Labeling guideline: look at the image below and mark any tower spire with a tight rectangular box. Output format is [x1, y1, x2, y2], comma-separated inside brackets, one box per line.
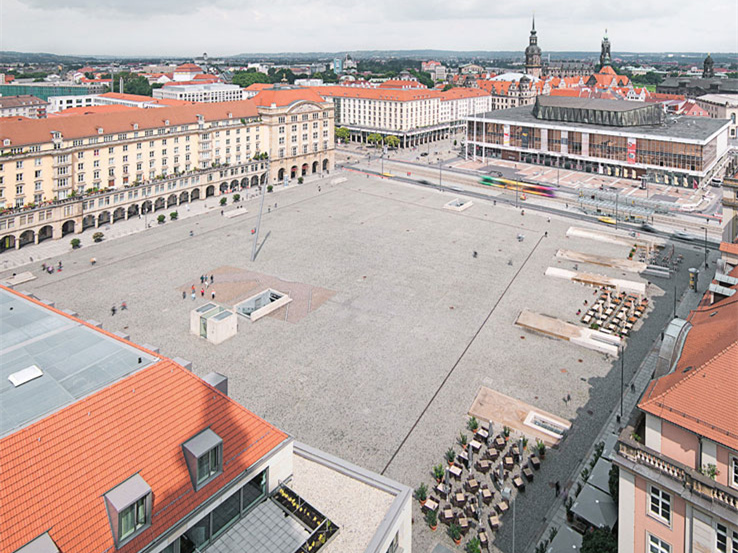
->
[532, 14, 536, 33]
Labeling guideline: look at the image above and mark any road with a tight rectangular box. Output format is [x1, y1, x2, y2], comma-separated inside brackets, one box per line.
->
[337, 152, 724, 245]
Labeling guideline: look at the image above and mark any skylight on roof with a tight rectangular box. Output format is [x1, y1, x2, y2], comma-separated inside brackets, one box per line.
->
[8, 365, 43, 387]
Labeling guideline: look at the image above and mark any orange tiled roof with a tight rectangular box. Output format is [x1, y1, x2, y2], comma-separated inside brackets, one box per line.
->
[0, 100, 259, 147]
[174, 63, 202, 73]
[639, 267, 738, 450]
[244, 83, 273, 91]
[0, 291, 288, 553]
[51, 105, 139, 117]
[316, 85, 437, 102]
[438, 88, 489, 100]
[640, 342, 738, 450]
[378, 79, 424, 89]
[98, 92, 159, 102]
[720, 242, 738, 255]
[253, 87, 327, 107]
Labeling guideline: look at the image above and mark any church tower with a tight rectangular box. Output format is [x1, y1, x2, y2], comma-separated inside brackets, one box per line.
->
[525, 17, 542, 78]
[703, 53, 715, 78]
[600, 30, 612, 67]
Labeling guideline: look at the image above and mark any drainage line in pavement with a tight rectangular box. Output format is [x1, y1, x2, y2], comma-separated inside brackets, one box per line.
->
[381, 234, 545, 475]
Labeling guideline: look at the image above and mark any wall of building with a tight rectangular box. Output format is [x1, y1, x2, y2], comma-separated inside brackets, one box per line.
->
[632, 473, 687, 553]
[660, 420, 700, 468]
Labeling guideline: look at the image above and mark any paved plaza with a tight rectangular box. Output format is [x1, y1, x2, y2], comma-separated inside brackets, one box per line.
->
[2, 172, 710, 553]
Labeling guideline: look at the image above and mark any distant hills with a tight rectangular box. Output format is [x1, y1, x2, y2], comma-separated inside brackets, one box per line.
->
[1, 49, 736, 65]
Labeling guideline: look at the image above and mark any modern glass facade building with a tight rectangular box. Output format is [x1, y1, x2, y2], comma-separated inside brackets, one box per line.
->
[466, 96, 730, 188]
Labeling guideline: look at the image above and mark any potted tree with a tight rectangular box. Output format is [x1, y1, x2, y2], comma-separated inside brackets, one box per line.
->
[448, 523, 462, 545]
[445, 448, 456, 466]
[298, 176, 304, 184]
[70, 238, 81, 249]
[425, 509, 438, 531]
[92, 232, 104, 243]
[157, 214, 166, 224]
[432, 464, 445, 483]
[415, 483, 428, 506]
[220, 197, 227, 206]
[503, 426, 511, 440]
[535, 439, 546, 459]
[459, 433, 468, 450]
[233, 193, 240, 202]
[467, 416, 479, 434]
[267, 184, 273, 193]
[466, 537, 481, 553]
[170, 211, 178, 220]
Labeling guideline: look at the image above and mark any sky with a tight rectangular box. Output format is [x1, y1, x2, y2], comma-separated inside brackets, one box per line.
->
[2, 0, 737, 57]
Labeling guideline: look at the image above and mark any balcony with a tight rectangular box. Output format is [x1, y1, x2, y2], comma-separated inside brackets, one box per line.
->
[616, 426, 738, 515]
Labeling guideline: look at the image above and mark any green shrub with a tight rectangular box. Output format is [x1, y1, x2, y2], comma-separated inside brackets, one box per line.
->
[157, 214, 165, 224]
[267, 184, 273, 192]
[220, 197, 227, 206]
[70, 238, 81, 248]
[92, 232, 104, 242]
[233, 193, 240, 202]
[170, 211, 178, 220]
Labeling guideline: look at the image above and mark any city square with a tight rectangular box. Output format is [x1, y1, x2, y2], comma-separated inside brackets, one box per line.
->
[2, 172, 708, 552]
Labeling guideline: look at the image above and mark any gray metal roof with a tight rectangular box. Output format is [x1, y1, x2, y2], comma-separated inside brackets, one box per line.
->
[104, 473, 151, 512]
[0, 288, 157, 437]
[183, 428, 222, 458]
[708, 283, 736, 297]
[715, 273, 738, 286]
[537, 95, 656, 113]
[571, 483, 618, 529]
[471, 105, 729, 142]
[546, 525, 582, 553]
[588, 457, 613, 495]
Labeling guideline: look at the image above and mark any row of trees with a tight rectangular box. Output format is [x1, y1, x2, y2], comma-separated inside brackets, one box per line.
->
[335, 128, 400, 148]
[231, 68, 339, 88]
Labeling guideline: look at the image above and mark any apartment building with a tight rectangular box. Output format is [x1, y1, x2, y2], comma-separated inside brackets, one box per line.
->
[0, 285, 412, 553]
[614, 261, 738, 553]
[317, 85, 492, 147]
[153, 83, 245, 103]
[696, 94, 738, 139]
[0, 86, 334, 250]
[0, 95, 49, 118]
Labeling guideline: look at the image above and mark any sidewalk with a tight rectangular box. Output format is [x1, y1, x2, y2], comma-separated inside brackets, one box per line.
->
[0, 175, 327, 273]
[524, 280, 709, 552]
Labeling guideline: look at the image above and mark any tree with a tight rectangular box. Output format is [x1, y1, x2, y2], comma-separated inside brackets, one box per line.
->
[232, 71, 270, 88]
[335, 127, 350, 143]
[268, 68, 297, 84]
[581, 528, 617, 553]
[125, 76, 152, 96]
[408, 69, 434, 89]
[443, 83, 455, 91]
[367, 133, 383, 147]
[608, 464, 619, 503]
[384, 135, 400, 149]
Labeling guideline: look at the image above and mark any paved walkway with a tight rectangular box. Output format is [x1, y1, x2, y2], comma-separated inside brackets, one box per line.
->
[523, 277, 710, 553]
[0, 176, 326, 273]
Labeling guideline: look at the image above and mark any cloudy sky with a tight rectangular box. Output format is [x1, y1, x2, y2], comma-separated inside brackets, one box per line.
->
[2, 0, 736, 57]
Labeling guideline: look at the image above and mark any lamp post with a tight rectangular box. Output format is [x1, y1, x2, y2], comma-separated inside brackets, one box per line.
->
[615, 191, 619, 230]
[620, 344, 625, 422]
[703, 227, 708, 268]
[439, 159, 443, 191]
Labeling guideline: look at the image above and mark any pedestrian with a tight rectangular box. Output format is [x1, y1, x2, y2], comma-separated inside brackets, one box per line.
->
[547, 217, 551, 223]
[211, 290, 215, 300]
[182, 291, 186, 300]
[544, 231, 548, 237]
[111, 306, 117, 316]
[221, 209, 224, 216]
[42, 262, 46, 271]
[210, 275, 214, 284]
[566, 393, 571, 402]
[191, 291, 196, 300]
[473, 251, 478, 258]
[200, 288, 204, 297]
[191, 284, 196, 293]
[318, 186, 321, 192]
[121, 301, 127, 311]
[555, 481, 560, 497]
[200, 275, 204, 284]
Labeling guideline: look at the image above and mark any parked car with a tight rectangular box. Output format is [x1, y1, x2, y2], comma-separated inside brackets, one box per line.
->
[640, 222, 657, 233]
[598, 216, 616, 225]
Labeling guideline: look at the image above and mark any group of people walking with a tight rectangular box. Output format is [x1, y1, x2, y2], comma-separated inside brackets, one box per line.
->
[184, 274, 216, 301]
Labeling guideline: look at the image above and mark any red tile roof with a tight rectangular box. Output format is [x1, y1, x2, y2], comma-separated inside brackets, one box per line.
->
[639, 267, 738, 450]
[252, 87, 327, 107]
[0, 101, 259, 147]
[438, 88, 490, 101]
[316, 85, 438, 102]
[51, 105, 139, 117]
[245, 83, 272, 91]
[719, 242, 738, 255]
[378, 79, 425, 89]
[0, 289, 288, 553]
[174, 63, 202, 73]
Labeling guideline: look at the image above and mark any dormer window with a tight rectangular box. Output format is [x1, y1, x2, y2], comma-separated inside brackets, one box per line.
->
[182, 428, 223, 490]
[103, 473, 152, 547]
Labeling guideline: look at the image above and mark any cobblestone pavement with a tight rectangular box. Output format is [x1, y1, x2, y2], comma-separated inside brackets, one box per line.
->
[2, 170, 714, 553]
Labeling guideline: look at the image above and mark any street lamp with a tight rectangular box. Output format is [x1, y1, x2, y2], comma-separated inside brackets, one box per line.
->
[250, 159, 269, 262]
[619, 344, 625, 422]
[438, 159, 442, 191]
[703, 227, 708, 268]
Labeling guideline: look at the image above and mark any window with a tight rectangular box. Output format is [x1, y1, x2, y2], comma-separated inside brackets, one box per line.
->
[648, 534, 670, 553]
[103, 473, 151, 546]
[717, 524, 729, 553]
[119, 496, 147, 540]
[182, 428, 223, 490]
[732, 457, 738, 488]
[649, 486, 671, 525]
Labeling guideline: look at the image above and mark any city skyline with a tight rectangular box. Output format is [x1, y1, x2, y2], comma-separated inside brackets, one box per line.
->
[3, 0, 737, 57]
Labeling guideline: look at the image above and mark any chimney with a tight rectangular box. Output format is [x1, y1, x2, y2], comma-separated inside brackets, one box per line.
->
[203, 372, 228, 396]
